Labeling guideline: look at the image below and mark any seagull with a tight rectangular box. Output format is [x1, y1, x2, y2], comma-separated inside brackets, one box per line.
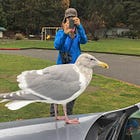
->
[0, 53, 109, 124]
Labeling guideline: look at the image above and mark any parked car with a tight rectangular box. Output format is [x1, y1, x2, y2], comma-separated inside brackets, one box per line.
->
[0, 103, 140, 140]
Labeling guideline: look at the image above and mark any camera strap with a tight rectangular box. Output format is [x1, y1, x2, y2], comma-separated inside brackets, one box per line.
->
[60, 38, 73, 53]
[67, 38, 73, 53]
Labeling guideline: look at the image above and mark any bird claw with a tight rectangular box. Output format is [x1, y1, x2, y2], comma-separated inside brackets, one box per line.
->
[56, 116, 80, 124]
[65, 118, 80, 124]
[56, 116, 66, 120]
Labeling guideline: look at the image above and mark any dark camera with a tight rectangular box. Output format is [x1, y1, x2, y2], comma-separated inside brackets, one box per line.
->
[60, 52, 72, 64]
[69, 18, 75, 29]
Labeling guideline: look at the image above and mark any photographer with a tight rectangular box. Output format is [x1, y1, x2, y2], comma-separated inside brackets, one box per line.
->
[50, 8, 87, 117]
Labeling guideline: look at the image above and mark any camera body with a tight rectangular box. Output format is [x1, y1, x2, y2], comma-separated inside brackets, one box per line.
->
[69, 18, 75, 29]
[60, 52, 72, 64]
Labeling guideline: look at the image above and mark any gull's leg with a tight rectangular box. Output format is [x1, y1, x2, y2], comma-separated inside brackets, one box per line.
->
[54, 104, 58, 120]
[63, 104, 79, 124]
[54, 104, 66, 120]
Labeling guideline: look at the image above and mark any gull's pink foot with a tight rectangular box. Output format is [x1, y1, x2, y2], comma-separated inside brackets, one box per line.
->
[65, 118, 80, 124]
[56, 116, 66, 120]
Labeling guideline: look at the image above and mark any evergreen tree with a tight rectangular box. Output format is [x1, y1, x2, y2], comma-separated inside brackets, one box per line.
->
[0, 1, 7, 27]
[0, 0, 139, 37]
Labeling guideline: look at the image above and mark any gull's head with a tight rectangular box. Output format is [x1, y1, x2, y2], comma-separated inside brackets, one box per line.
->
[76, 53, 109, 69]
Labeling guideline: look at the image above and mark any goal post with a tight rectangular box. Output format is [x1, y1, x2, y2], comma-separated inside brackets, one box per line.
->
[41, 27, 61, 40]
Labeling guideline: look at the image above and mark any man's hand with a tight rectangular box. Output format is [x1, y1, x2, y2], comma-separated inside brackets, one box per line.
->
[63, 19, 72, 34]
[73, 17, 80, 26]
[63, 17, 80, 34]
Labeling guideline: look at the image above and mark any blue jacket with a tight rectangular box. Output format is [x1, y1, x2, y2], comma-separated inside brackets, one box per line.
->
[54, 24, 87, 64]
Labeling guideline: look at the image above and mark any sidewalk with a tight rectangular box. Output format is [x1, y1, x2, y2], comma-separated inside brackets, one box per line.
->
[0, 49, 140, 86]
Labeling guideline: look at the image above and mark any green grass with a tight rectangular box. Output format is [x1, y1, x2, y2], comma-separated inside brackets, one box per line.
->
[0, 54, 140, 122]
[75, 75, 140, 114]
[81, 38, 140, 55]
[0, 39, 53, 49]
[0, 38, 140, 55]
[0, 54, 54, 92]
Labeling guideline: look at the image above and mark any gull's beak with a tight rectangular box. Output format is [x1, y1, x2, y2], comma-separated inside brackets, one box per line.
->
[98, 61, 109, 69]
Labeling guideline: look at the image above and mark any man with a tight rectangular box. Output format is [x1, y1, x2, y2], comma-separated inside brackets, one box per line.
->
[50, 8, 87, 117]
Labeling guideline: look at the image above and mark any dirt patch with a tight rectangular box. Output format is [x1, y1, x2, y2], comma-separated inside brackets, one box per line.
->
[85, 85, 100, 92]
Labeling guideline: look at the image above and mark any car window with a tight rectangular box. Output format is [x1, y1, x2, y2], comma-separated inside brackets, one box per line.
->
[124, 111, 140, 140]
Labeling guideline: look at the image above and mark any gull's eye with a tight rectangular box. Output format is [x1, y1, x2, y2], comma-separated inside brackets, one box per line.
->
[90, 58, 95, 61]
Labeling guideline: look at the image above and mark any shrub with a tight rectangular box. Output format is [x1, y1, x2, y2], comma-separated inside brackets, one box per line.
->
[15, 33, 24, 40]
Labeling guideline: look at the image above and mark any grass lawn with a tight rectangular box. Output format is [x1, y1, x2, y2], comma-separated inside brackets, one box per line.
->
[81, 38, 140, 55]
[0, 39, 52, 49]
[0, 38, 140, 55]
[0, 54, 140, 122]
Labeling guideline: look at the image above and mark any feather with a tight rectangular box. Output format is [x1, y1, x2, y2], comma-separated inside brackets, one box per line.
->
[0, 99, 10, 103]
[5, 100, 35, 110]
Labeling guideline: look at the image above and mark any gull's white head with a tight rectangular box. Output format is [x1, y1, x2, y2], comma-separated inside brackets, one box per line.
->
[75, 53, 109, 69]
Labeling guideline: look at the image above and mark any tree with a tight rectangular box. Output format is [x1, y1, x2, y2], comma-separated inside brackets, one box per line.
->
[0, 0, 65, 35]
[70, 0, 106, 39]
[123, 0, 140, 37]
[70, 0, 140, 38]
[0, 1, 7, 27]
[0, 0, 139, 37]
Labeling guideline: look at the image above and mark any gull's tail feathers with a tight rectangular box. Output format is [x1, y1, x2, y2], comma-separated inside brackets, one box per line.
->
[0, 90, 44, 101]
[5, 100, 35, 110]
[0, 90, 44, 110]
[0, 91, 21, 100]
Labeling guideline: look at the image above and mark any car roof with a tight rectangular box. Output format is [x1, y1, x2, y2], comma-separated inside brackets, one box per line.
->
[0, 102, 140, 140]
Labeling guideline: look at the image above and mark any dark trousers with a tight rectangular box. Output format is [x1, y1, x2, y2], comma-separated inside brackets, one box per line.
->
[50, 100, 76, 117]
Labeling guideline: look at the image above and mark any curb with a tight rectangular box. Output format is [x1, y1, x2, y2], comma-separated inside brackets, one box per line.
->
[83, 50, 140, 57]
[0, 47, 140, 57]
[0, 48, 21, 50]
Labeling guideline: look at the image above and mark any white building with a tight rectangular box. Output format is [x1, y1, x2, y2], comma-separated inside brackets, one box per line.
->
[0, 31, 3, 38]
[0, 27, 7, 38]
[106, 27, 130, 37]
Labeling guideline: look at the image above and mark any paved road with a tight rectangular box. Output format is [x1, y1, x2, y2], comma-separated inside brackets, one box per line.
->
[0, 49, 140, 86]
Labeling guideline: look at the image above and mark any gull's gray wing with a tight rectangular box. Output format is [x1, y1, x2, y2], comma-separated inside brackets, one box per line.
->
[17, 64, 81, 101]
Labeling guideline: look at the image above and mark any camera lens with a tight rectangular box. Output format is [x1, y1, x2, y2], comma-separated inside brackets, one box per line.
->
[69, 18, 75, 29]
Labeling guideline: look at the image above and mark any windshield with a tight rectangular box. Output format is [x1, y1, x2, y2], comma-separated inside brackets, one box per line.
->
[124, 111, 140, 140]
